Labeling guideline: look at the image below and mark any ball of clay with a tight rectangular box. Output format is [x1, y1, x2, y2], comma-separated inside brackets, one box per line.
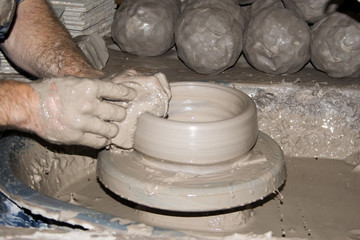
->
[310, 12, 360, 78]
[244, 7, 310, 75]
[282, 0, 342, 23]
[111, 0, 180, 56]
[175, 0, 245, 74]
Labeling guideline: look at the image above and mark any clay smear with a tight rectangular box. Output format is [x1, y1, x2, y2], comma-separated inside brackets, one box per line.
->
[50, 156, 359, 239]
[110, 71, 171, 149]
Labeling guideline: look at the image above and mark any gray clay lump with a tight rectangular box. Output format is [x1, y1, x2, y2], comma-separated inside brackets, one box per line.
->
[310, 12, 360, 78]
[175, 0, 246, 74]
[111, 0, 180, 57]
[244, 7, 311, 75]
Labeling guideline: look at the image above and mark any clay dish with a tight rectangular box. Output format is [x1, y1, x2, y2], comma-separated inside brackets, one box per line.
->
[133, 82, 258, 165]
[98, 82, 286, 211]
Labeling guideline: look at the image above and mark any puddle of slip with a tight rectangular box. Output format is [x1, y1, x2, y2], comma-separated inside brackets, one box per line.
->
[56, 157, 360, 239]
[243, 157, 360, 239]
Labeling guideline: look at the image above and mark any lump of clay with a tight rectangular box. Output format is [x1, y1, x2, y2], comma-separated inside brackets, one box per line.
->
[110, 70, 171, 149]
[175, 0, 245, 74]
[243, 7, 310, 75]
[74, 34, 109, 70]
[310, 12, 360, 78]
[282, 0, 342, 24]
[111, 0, 180, 57]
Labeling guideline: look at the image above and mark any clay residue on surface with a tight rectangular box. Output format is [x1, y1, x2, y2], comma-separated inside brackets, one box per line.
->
[13, 140, 97, 197]
[13, 138, 359, 239]
[110, 72, 171, 149]
[234, 82, 360, 160]
[241, 157, 360, 240]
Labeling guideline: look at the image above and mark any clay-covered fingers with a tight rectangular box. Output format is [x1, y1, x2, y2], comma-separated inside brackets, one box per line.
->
[110, 69, 139, 84]
[97, 80, 136, 101]
[94, 101, 127, 122]
[83, 117, 119, 140]
[123, 69, 138, 76]
[154, 72, 171, 98]
[79, 132, 111, 149]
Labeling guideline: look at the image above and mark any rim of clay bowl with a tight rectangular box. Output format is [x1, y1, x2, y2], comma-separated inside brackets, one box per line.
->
[133, 82, 258, 165]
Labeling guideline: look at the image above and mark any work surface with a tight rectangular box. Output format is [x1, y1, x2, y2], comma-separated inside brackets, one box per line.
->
[104, 41, 359, 87]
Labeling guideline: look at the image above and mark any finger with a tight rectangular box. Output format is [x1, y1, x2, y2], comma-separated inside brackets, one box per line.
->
[110, 69, 139, 83]
[124, 69, 138, 76]
[79, 132, 110, 149]
[97, 81, 136, 101]
[83, 117, 119, 139]
[95, 101, 127, 122]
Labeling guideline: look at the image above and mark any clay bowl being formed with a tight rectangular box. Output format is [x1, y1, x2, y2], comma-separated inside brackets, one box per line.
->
[133, 81, 258, 165]
[98, 82, 285, 212]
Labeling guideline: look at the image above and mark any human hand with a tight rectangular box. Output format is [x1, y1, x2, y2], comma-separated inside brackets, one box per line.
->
[110, 69, 171, 104]
[29, 76, 136, 148]
[109, 70, 171, 148]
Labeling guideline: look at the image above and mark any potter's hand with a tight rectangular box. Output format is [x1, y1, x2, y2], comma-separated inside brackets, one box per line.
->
[110, 69, 171, 106]
[108, 69, 171, 149]
[30, 77, 136, 148]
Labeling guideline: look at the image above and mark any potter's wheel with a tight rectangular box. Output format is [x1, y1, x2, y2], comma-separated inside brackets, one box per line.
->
[97, 82, 286, 212]
[97, 131, 286, 212]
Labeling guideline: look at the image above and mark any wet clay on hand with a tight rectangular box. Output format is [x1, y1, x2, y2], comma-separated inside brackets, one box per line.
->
[30, 77, 136, 148]
[109, 70, 171, 149]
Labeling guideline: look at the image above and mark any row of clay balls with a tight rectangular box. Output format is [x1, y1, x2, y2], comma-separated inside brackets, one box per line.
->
[111, 0, 360, 78]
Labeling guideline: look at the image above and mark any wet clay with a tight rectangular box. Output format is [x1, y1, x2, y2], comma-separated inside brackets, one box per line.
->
[97, 82, 278, 213]
[110, 72, 171, 149]
[7, 78, 360, 238]
[98, 131, 285, 212]
[12, 140, 360, 239]
[29, 77, 134, 149]
[132, 82, 258, 165]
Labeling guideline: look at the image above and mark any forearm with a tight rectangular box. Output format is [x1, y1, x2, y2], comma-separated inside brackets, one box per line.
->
[1, 0, 103, 78]
[0, 80, 38, 132]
